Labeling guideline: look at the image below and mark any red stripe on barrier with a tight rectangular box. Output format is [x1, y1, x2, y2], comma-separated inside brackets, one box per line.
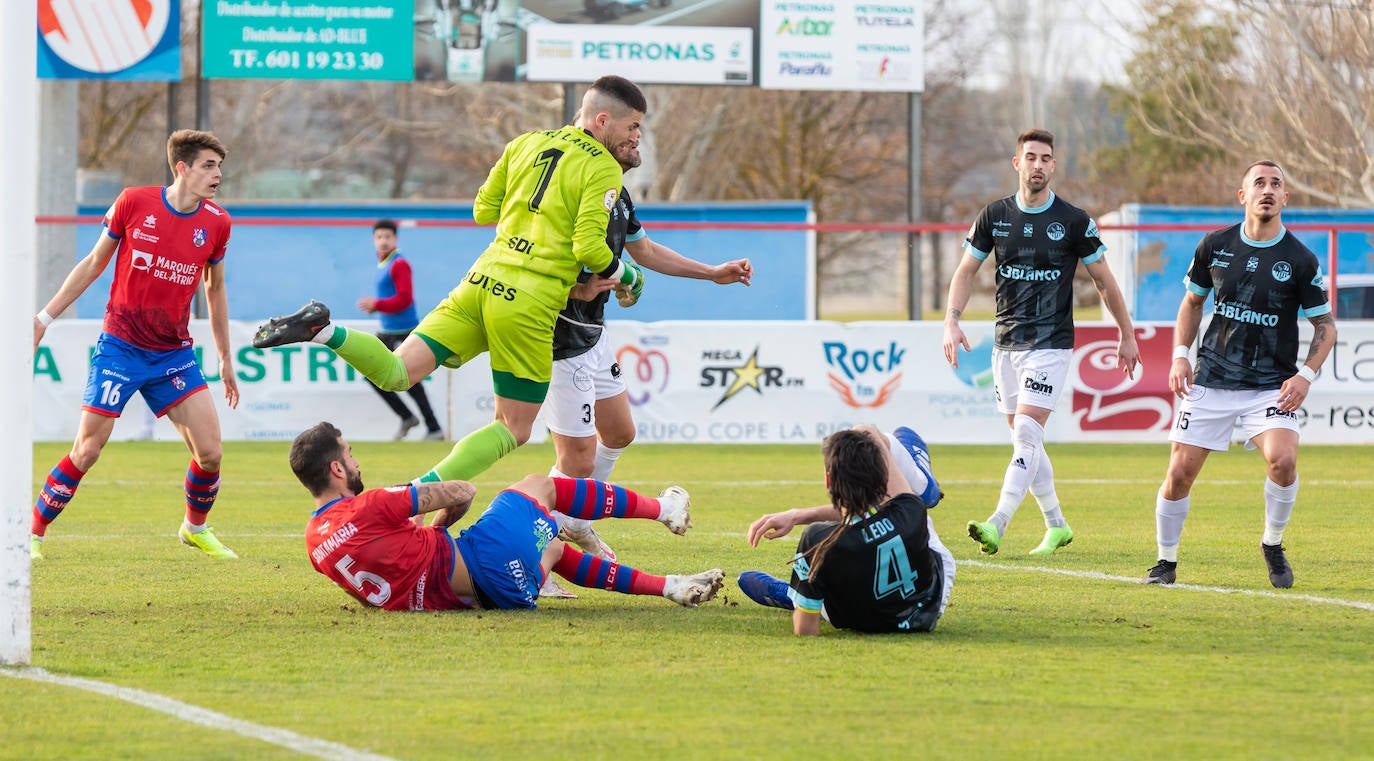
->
[33, 215, 1374, 234]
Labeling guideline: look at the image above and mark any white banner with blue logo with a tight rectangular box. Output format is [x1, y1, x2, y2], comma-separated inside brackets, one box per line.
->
[32, 320, 1374, 444]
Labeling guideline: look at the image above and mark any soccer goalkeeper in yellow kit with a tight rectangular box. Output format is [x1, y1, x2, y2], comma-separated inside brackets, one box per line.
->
[253, 75, 649, 484]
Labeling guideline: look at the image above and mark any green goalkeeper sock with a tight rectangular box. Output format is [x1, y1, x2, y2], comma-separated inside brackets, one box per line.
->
[417, 421, 518, 483]
[328, 327, 411, 391]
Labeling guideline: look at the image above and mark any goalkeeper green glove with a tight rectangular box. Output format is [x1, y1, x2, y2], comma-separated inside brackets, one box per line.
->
[614, 262, 645, 307]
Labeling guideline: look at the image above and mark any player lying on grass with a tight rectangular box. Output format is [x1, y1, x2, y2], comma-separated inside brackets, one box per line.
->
[288, 421, 723, 611]
[738, 425, 954, 635]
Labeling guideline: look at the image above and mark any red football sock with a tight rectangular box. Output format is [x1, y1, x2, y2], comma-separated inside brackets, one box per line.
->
[32, 455, 86, 537]
[551, 543, 666, 596]
[551, 478, 660, 521]
[184, 459, 220, 526]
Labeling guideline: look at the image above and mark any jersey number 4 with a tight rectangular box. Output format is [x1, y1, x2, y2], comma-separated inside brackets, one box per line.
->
[873, 537, 919, 600]
[335, 554, 392, 606]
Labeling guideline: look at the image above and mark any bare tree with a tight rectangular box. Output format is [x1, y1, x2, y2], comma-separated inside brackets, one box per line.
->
[78, 82, 164, 171]
[1112, 0, 1374, 206]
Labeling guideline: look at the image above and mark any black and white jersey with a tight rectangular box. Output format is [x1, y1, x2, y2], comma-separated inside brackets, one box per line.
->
[1187, 224, 1330, 390]
[551, 187, 642, 361]
[790, 494, 945, 633]
[964, 192, 1105, 351]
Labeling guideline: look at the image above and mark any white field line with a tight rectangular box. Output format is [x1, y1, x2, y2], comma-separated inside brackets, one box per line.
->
[716, 533, 1374, 613]
[0, 667, 400, 761]
[956, 559, 1374, 612]
[69, 478, 1374, 488]
[49, 528, 1374, 612]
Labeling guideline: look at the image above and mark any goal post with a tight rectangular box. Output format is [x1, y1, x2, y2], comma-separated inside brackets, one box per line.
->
[1, 1, 37, 666]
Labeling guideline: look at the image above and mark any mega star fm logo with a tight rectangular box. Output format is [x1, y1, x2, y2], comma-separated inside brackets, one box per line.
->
[700, 346, 802, 411]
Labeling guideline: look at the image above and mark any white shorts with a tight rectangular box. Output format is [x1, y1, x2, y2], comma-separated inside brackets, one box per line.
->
[927, 518, 956, 620]
[1168, 385, 1299, 452]
[541, 333, 626, 438]
[992, 348, 1072, 414]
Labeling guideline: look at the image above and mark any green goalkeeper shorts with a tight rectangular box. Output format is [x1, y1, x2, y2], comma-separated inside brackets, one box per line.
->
[414, 269, 554, 403]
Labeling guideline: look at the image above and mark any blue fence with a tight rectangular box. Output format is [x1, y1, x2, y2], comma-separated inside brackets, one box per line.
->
[73, 200, 815, 322]
[1112, 204, 1374, 322]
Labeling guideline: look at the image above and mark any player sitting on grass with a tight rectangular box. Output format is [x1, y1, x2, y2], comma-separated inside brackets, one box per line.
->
[738, 425, 954, 635]
[288, 421, 722, 611]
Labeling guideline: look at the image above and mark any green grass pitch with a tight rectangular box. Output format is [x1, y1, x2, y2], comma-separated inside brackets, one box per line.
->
[4, 439, 1372, 760]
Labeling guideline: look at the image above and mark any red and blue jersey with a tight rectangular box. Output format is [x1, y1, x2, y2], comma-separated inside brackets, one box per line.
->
[306, 485, 469, 611]
[374, 251, 420, 334]
[101, 186, 232, 351]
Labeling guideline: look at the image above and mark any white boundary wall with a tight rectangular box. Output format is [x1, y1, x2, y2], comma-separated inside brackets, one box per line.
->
[32, 320, 1374, 446]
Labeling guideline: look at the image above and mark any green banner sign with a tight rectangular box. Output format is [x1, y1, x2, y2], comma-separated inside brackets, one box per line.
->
[203, 0, 414, 80]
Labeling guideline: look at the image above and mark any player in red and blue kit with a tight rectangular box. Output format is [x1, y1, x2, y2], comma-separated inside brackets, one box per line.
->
[289, 422, 723, 611]
[30, 129, 241, 561]
[356, 218, 444, 441]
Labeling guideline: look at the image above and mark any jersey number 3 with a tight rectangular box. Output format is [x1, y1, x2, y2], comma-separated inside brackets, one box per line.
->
[873, 537, 919, 600]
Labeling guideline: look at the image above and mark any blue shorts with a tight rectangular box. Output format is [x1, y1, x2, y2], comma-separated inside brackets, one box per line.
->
[453, 490, 558, 609]
[82, 332, 207, 417]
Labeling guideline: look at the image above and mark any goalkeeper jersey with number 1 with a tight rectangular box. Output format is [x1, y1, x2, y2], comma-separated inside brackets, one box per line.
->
[471, 125, 623, 312]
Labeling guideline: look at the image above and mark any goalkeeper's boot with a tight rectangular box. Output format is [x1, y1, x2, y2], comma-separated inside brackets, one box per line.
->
[252, 300, 331, 349]
[29, 535, 44, 561]
[967, 520, 1001, 555]
[893, 426, 943, 508]
[179, 524, 239, 559]
[1262, 543, 1294, 588]
[1029, 524, 1074, 556]
[737, 571, 794, 610]
[657, 486, 693, 536]
[1144, 559, 1177, 585]
[663, 569, 723, 607]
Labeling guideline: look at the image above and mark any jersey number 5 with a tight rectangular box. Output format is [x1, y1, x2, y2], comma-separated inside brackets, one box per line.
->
[335, 554, 392, 605]
[873, 536, 919, 600]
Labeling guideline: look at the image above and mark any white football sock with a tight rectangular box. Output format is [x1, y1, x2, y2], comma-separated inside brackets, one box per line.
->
[590, 442, 625, 482]
[883, 432, 930, 497]
[992, 415, 1043, 529]
[1029, 445, 1065, 528]
[1262, 476, 1298, 546]
[1156, 491, 1190, 562]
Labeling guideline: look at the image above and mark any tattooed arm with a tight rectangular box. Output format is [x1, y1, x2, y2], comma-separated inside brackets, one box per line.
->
[942, 252, 984, 368]
[1277, 313, 1337, 412]
[415, 480, 477, 529]
[1304, 313, 1338, 369]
